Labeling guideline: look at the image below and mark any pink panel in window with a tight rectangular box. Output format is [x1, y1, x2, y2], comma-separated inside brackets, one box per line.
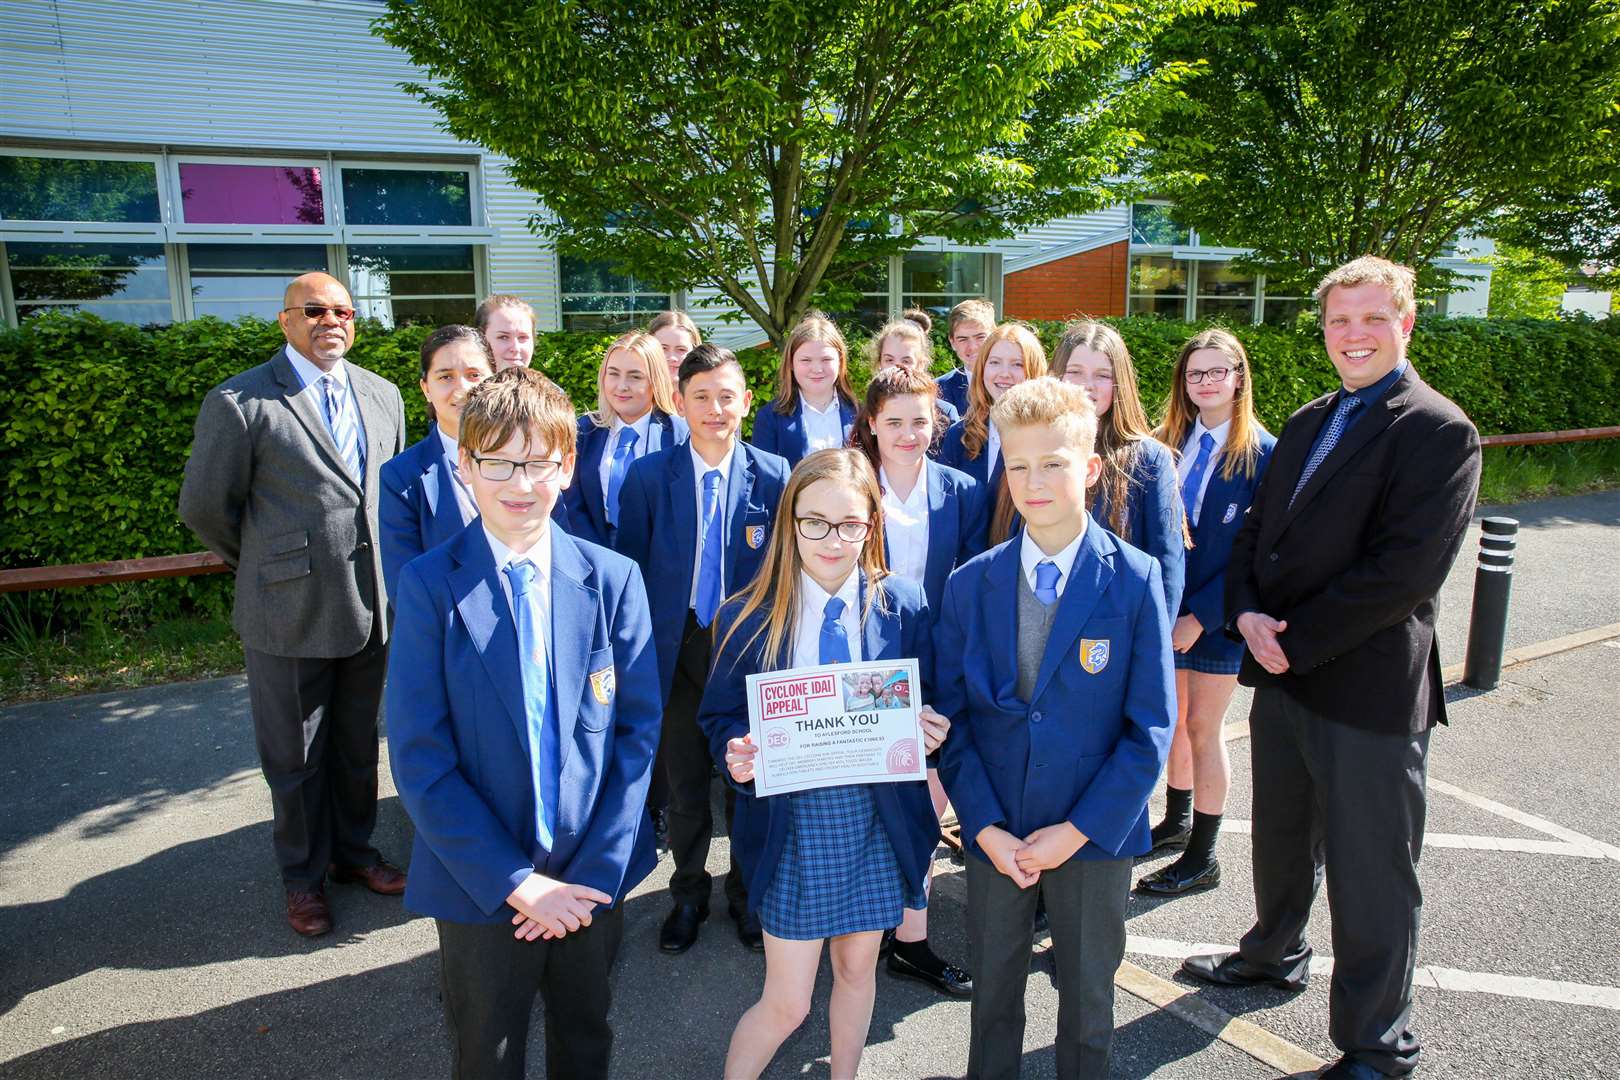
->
[179, 163, 325, 225]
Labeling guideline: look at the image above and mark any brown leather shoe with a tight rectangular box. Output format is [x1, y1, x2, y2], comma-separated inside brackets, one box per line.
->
[328, 860, 407, 896]
[286, 889, 333, 936]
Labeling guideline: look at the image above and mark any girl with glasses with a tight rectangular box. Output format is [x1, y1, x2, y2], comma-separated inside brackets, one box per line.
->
[698, 449, 951, 1080]
[1137, 328, 1276, 898]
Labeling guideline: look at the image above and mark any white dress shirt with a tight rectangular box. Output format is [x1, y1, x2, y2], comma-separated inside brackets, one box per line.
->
[597, 410, 656, 513]
[800, 395, 846, 454]
[1176, 417, 1230, 527]
[1019, 522, 1086, 599]
[437, 425, 479, 525]
[880, 466, 930, 586]
[688, 442, 735, 609]
[986, 420, 1002, 475]
[790, 569, 864, 668]
[484, 524, 553, 631]
[286, 344, 368, 463]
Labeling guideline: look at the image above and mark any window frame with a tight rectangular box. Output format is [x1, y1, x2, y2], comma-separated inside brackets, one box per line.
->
[0, 147, 168, 243]
[333, 159, 497, 245]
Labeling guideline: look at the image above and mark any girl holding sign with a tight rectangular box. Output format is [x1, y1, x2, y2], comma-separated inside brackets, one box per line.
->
[698, 449, 951, 1080]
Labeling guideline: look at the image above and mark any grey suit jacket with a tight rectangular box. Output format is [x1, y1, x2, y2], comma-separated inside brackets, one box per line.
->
[179, 347, 408, 658]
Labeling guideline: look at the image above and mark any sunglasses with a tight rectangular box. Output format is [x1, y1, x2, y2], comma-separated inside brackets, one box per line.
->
[283, 304, 356, 323]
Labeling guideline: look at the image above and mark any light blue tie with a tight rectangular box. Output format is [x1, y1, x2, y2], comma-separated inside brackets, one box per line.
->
[504, 559, 558, 852]
[1180, 431, 1218, 526]
[1291, 395, 1363, 506]
[605, 426, 639, 527]
[320, 374, 364, 484]
[1034, 559, 1061, 606]
[695, 469, 724, 626]
[819, 595, 852, 664]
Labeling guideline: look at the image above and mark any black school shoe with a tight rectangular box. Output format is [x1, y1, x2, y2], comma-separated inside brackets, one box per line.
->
[659, 902, 708, 953]
[729, 904, 765, 952]
[1135, 857, 1222, 897]
[886, 944, 974, 998]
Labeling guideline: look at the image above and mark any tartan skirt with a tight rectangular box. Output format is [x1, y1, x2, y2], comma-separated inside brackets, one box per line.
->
[759, 782, 924, 941]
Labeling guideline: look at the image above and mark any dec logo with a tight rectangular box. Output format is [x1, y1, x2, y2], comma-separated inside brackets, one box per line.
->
[764, 727, 792, 750]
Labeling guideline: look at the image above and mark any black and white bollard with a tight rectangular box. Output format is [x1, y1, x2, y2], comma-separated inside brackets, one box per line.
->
[1462, 517, 1519, 690]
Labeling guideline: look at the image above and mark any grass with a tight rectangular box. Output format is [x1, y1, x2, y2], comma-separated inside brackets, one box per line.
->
[1478, 438, 1620, 505]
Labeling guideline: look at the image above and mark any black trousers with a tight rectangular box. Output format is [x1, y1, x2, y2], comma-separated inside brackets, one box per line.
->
[243, 624, 388, 891]
[437, 908, 625, 1080]
[965, 854, 1131, 1080]
[1240, 687, 1430, 1076]
[663, 611, 746, 910]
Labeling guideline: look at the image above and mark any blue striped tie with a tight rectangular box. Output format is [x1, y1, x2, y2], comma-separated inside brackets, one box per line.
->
[1034, 560, 1061, 606]
[1290, 395, 1363, 507]
[695, 469, 724, 626]
[605, 426, 639, 528]
[320, 374, 364, 484]
[505, 558, 558, 852]
[1180, 432, 1217, 526]
[819, 596, 852, 664]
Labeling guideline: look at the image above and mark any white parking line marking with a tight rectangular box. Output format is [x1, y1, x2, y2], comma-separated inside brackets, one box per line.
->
[1427, 777, 1620, 862]
[1130, 935, 1620, 1011]
[1217, 818, 1608, 859]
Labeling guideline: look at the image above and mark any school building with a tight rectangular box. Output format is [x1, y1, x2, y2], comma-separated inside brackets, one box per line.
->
[0, 0, 1493, 345]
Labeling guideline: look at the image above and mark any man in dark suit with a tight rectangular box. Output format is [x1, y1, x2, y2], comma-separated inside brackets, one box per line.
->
[179, 272, 409, 936]
[1180, 257, 1480, 1079]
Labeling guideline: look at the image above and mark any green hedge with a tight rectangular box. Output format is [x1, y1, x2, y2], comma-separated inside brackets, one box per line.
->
[2, 311, 1616, 627]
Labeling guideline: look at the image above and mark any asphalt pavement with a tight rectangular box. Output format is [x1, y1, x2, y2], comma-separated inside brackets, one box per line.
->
[1, 489, 1615, 1079]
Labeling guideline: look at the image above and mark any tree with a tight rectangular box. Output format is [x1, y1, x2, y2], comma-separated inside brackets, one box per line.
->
[376, 0, 1218, 344]
[1490, 180, 1620, 292]
[1136, 0, 1620, 294]
[1485, 244, 1570, 320]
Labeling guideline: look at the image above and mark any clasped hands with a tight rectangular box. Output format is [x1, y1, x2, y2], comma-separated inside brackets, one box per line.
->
[506, 871, 610, 942]
[977, 821, 1088, 888]
[1236, 611, 1290, 674]
[724, 704, 952, 784]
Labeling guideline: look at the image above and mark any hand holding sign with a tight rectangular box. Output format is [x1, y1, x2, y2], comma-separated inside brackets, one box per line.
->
[726, 735, 758, 783]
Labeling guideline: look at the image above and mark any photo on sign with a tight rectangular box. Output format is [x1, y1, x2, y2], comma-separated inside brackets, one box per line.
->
[841, 668, 910, 711]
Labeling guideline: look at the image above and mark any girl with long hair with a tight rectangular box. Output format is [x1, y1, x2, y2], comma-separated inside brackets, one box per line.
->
[752, 313, 859, 467]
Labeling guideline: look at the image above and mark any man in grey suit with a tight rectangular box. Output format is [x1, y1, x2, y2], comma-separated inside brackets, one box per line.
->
[180, 272, 409, 936]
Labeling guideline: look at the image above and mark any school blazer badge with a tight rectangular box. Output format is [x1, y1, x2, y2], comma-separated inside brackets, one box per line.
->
[589, 666, 616, 705]
[745, 525, 766, 549]
[1079, 638, 1110, 675]
[1222, 502, 1239, 524]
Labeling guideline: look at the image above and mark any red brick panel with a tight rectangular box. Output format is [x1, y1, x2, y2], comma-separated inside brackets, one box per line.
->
[1003, 240, 1129, 322]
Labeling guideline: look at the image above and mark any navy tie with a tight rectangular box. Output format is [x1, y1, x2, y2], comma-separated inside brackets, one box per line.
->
[1180, 431, 1217, 526]
[1033, 560, 1061, 606]
[605, 426, 639, 527]
[695, 469, 724, 626]
[1291, 395, 1363, 507]
[504, 558, 558, 852]
[819, 595, 852, 664]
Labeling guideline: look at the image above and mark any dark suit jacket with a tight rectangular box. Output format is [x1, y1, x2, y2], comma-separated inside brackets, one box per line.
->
[696, 574, 941, 912]
[179, 347, 407, 656]
[560, 411, 678, 548]
[1225, 367, 1480, 733]
[750, 395, 857, 468]
[386, 523, 661, 922]
[615, 441, 792, 701]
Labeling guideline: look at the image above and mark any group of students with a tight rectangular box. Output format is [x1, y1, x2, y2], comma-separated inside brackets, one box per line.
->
[380, 294, 1277, 1079]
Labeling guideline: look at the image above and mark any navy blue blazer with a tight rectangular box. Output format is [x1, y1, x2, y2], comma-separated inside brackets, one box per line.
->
[1180, 429, 1276, 664]
[615, 441, 792, 701]
[883, 460, 989, 611]
[936, 367, 971, 416]
[560, 411, 677, 548]
[379, 432, 472, 604]
[936, 418, 1002, 492]
[1093, 438, 1186, 624]
[934, 521, 1175, 862]
[385, 523, 662, 923]
[697, 574, 941, 912]
[750, 395, 857, 468]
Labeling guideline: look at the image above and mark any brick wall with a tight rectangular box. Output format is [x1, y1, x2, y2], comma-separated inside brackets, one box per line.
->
[1002, 240, 1129, 322]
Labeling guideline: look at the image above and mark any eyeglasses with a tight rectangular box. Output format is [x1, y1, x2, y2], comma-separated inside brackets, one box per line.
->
[795, 517, 873, 542]
[470, 456, 564, 482]
[1185, 366, 1238, 384]
[283, 304, 356, 323]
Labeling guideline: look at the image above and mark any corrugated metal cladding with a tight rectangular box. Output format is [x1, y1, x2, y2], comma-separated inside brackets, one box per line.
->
[482, 160, 562, 329]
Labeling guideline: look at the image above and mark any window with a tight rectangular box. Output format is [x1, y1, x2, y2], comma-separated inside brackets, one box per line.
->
[559, 258, 670, 332]
[1128, 255, 1190, 318]
[0, 157, 161, 223]
[1194, 261, 1258, 321]
[1130, 203, 1190, 246]
[349, 244, 478, 327]
[1262, 295, 1310, 326]
[901, 251, 988, 319]
[178, 163, 326, 225]
[340, 169, 472, 227]
[7, 242, 172, 324]
[840, 261, 892, 331]
[187, 244, 329, 321]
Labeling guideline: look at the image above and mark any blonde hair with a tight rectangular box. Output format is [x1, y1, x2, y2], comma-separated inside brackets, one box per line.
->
[947, 299, 996, 341]
[459, 365, 577, 458]
[1156, 328, 1264, 482]
[772, 312, 857, 416]
[1052, 320, 1155, 540]
[474, 294, 537, 333]
[1314, 256, 1417, 320]
[648, 309, 702, 345]
[987, 377, 1097, 544]
[962, 322, 1048, 459]
[715, 449, 891, 666]
[867, 318, 934, 373]
[587, 331, 677, 428]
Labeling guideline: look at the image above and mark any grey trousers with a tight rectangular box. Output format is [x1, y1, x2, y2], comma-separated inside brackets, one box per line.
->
[965, 852, 1131, 1080]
